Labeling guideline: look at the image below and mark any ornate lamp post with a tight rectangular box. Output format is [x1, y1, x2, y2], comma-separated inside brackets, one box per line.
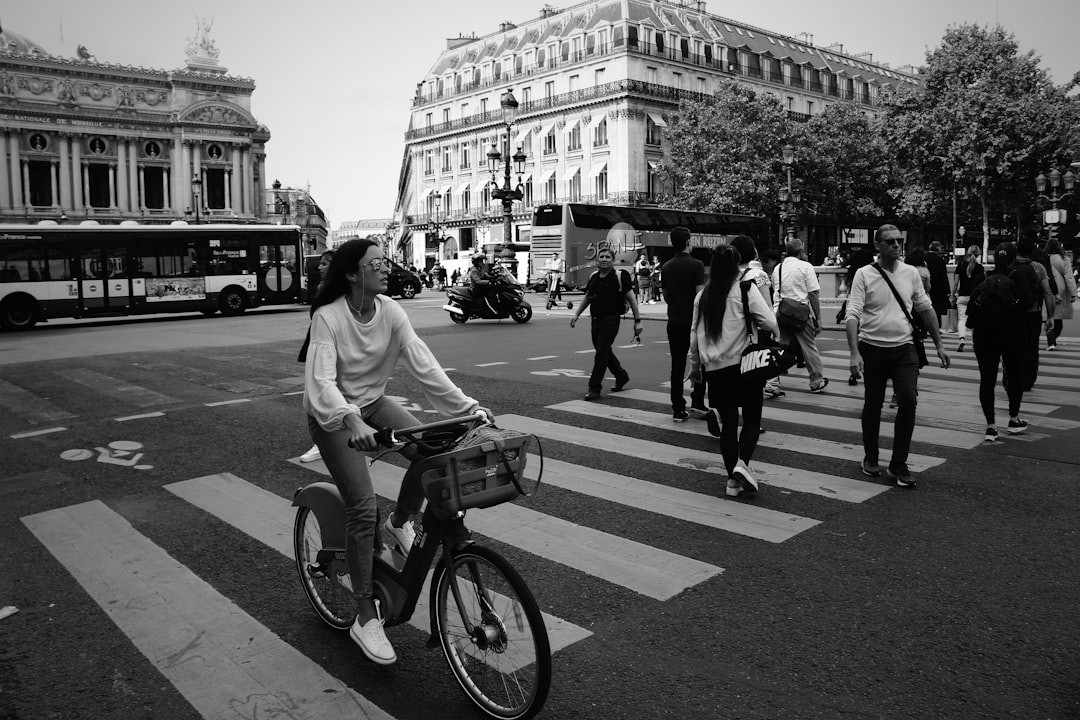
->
[486, 89, 527, 276]
[1035, 167, 1075, 246]
[429, 190, 444, 266]
[777, 144, 801, 244]
[191, 174, 203, 225]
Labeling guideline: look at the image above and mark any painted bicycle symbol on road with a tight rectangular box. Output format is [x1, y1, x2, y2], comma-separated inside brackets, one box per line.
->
[61, 440, 153, 470]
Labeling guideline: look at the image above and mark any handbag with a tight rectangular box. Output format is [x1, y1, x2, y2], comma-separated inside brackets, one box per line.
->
[775, 259, 811, 333]
[835, 299, 848, 325]
[739, 280, 799, 383]
[874, 263, 930, 368]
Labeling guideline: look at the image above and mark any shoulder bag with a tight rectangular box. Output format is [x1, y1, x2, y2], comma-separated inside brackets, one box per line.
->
[739, 277, 798, 383]
[776, 259, 811, 333]
[873, 263, 929, 368]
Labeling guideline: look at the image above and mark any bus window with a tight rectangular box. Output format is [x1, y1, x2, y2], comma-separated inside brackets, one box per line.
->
[207, 238, 252, 275]
[137, 240, 196, 277]
[0, 241, 30, 282]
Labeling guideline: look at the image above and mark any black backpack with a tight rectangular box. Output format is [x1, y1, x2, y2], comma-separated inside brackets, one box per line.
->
[965, 272, 1023, 328]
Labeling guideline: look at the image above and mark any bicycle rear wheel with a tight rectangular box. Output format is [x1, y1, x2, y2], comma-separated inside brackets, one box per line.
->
[293, 507, 354, 630]
[434, 545, 551, 720]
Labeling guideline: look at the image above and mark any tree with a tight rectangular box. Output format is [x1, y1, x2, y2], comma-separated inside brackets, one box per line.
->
[660, 82, 790, 219]
[881, 23, 1077, 256]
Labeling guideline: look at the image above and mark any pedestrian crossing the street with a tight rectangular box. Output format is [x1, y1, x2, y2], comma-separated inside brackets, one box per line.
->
[10, 341, 1080, 720]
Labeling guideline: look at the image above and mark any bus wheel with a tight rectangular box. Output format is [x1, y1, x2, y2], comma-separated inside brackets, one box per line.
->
[218, 288, 248, 316]
[0, 295, 39, 331]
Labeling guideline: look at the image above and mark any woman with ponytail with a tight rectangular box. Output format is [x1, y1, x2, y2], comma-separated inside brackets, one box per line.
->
[303, 239, 486, 666]
[689, 245, 779, 498]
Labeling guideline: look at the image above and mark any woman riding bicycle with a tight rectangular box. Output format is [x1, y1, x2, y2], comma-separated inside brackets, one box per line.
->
[303, 238, 486, 666]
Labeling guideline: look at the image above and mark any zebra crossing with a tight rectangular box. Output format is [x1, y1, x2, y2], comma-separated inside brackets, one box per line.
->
[12, 341, 1079, 720]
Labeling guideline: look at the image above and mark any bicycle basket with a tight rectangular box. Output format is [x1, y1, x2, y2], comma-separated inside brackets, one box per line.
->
[414, 425, 541, 516]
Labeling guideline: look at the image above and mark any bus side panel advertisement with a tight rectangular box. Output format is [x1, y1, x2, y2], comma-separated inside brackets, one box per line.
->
[145, 277, 206, 302]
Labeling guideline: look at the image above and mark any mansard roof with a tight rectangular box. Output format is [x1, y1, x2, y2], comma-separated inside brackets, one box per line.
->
[421, 0, 917, 90]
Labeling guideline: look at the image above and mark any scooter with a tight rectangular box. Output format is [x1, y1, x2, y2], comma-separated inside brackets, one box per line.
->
[443, 278, 533, 324]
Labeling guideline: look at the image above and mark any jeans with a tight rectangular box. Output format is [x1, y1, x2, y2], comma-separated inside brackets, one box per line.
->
[589, 314, 628, 391]
[667, 322, 705, 412]
[779, 321, 824, 385]
[705, 365, 764, 477]
[858, 341, 919, 471]
[973, 327, 1025, 424]
[307, 396, 422, 601]
[1047, 319, 1063, 347]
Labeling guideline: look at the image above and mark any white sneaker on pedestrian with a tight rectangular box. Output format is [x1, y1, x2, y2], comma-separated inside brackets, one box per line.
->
[299, 444, 321, 463]
[383, 517, 416, 555]
[350, 614, 396, 665]
[732, 460, 758, 495]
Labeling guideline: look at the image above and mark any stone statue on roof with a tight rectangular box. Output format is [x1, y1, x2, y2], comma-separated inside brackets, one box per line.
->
[185, 14, 220, 61]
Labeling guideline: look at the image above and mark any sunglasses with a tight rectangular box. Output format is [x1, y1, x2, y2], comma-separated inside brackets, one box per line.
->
[364, 258, 388, 272]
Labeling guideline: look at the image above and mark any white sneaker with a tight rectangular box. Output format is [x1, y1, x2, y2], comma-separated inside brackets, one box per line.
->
[725, 478, 742, 497]
[732, 460, 758, 495]
[350, 615, 396, 665]
[383, 517, 416, 555]
[299, 444, 321, 463]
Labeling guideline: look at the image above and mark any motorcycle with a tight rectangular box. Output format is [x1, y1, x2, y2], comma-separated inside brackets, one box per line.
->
[443, 276, 533, 324]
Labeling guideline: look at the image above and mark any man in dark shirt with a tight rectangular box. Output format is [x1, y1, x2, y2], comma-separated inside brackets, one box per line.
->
[662, 226, 706, 421]
[570, 247, 641, 401]
[925, 241, 952, 328]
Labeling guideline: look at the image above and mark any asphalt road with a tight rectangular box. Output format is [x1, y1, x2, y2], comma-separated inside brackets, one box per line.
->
[1, 294, 1078, 720]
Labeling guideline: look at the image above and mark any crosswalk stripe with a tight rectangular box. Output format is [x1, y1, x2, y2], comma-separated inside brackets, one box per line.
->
[614, 388, 981, 449]
[22, 500, 395, 720]
[500, 414, 883, 507]
[549, 400, 946, 472]
[294, 462, 721, 601]
[165, 473, 593, 655]
[54, 368, 175, 408]
[0, 378, 75, 423]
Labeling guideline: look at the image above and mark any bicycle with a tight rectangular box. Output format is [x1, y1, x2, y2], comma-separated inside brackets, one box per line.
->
[292, 413, 551, 720]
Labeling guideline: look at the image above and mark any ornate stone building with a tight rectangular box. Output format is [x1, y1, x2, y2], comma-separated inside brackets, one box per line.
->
[393, 0, 918, 273]
[0, 22, 271, 224]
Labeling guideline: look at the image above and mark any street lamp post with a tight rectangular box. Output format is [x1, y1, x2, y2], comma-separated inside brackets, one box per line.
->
[191, 174, 203, 225]
[486, 89, 526, 277]
[1035, 167, 1076, 245]
[777, 144, 801, 246]
[429, 190, 443, 267]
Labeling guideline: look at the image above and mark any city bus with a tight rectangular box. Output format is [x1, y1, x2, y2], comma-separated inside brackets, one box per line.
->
[0, 222, 303, 330]
[531, 203, 769, 289]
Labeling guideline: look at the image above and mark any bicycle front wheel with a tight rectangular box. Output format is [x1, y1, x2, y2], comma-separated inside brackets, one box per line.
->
[434, 545, 551, 720]
[293, 507, 354, 630]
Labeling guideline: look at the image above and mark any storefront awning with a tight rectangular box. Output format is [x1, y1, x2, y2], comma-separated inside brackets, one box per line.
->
[647, 112, 667, 128]
[589, 162, 608, 179]
[561, 165, 581, 185]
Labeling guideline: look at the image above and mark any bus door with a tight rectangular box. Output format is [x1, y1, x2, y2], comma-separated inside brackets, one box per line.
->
[78, 243, 132, 312]
[257, 239, 299, 305]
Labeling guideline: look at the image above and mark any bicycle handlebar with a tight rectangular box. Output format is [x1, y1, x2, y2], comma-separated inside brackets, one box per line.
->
[349, 412, 489, 450]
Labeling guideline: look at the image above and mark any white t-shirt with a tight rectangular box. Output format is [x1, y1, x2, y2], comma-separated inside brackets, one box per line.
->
[846, 262, 934, 347]
[771, 257, 820, 309]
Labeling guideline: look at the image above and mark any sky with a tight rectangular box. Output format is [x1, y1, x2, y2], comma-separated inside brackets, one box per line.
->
[4, 1, 1077, 229]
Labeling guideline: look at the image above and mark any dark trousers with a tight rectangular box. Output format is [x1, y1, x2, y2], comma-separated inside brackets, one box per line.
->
[589, 314, 628, 391]
[705, 365, 764, 476]
[667, 322, 705, 412]
[859, 341, 919, 471]
[1018, 313, 1042, 391]
[973, 326, 1025, 424]
[1047, 319, 1063, 347]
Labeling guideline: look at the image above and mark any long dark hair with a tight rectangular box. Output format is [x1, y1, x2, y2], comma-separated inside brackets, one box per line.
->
[310, 238, 379, 315]
[1045, 238, 1064, 257]
[697, 245, 741, 342]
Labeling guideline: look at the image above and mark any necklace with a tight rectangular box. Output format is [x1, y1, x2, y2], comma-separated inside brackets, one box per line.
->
[345, 294, 364, 319]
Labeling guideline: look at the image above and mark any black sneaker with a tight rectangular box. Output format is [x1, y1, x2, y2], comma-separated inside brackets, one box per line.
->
[705, 408, 722, 437]
[861, 458, 883, 477]
[885, 465, 916, 488]
[585, 389, 601, 402]
[984, 427, 998, 443]
[672, 410, 689, 423]
[612, 375, 630, 392]
[1007, 418, 1028, 435]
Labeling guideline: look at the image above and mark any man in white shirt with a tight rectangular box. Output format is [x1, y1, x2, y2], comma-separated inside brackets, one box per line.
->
[545, 253, 565, 302]
[845, 224, 950, 488]
[772, 238, 827, 392]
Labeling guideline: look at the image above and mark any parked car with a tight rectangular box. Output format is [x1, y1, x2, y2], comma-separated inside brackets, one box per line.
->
[386, 259, 422, 299]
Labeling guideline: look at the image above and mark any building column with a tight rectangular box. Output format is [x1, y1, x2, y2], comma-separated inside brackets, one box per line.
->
[256, 152, 267, 218]
[128, 139, 139, 212]
[49, 161, 60, 208]
[223, 168, 232, 211]
[81, 163, 89, 210]
[58, 135, 72, 210]
[181, 141, 191, 212]
[162, 166, 170, 212]
[108, 164, 117, 209]
[0, 132, 10, 211]
[11, 137, 24, 209]
[71, 136, 83, 211]
[116, 141, 129, 212]
[137, 165, 146, 210]
[230, 144, 241, 212]
[21, 160, 30, 207]
[170, 140, 182, 213]
[241, 146, 252, 216]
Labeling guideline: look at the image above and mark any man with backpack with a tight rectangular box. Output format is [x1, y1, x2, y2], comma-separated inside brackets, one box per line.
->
[967, 242, 1037, 441]
[570, 247, 641, 401]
